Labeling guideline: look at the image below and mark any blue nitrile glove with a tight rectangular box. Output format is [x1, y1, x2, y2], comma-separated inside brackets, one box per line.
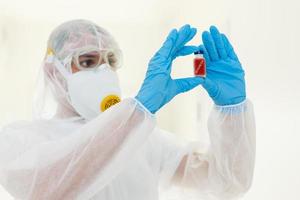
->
[136, 24, 205, 114]
[200, 26, 246, 105]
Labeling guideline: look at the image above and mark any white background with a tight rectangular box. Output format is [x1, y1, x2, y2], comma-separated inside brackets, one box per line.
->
[0, 0, 299, 199]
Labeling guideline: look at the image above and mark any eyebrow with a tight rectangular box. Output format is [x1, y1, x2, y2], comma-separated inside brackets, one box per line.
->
[79, 54, 99, 58]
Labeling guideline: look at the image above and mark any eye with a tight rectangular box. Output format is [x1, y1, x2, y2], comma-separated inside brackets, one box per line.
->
[78, 53, 101, 68]
[79, 58, 97, 68]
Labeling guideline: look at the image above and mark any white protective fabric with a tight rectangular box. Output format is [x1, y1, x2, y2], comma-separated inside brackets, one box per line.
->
[0, 99, 255, 200]
[0, 19, 256, 200]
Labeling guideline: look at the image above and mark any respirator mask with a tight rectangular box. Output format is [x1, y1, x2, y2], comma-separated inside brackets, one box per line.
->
[46, 47, 122, 120]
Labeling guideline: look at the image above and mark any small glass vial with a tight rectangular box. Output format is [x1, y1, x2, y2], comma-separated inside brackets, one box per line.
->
[193, 50, 206, 77]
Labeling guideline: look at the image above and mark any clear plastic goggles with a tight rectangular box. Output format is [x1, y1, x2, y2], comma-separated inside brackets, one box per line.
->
[72, 47, 122, 71]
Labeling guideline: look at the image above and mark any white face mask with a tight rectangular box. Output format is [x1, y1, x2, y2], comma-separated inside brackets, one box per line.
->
[50, 56, 121, 120]
[67, 64, 121, 120]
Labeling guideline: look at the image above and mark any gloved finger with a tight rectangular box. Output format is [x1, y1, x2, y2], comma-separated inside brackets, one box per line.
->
[172, 25, 197, 55]
[198, 45, 211, 65]
[202, 31, 219, 61]
[180, 27, 197, 48]
[175, 77, 204, 93]
[156, 29, 178, 59]
[210, 26, 227, 59]
[186, 27, 197, 44]
[221, 34, 239, 61]
[202, 77, 219, 98]
[175, 45, 199, 57]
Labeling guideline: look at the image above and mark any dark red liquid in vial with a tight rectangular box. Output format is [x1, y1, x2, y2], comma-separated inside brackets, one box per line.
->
[194, 58, 206, 77]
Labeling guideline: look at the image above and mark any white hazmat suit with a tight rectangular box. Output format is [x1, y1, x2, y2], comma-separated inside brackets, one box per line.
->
[0, 20, 256, 200]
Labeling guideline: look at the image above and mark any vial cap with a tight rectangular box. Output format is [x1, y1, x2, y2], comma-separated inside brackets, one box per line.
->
[194, 49, 204, 55]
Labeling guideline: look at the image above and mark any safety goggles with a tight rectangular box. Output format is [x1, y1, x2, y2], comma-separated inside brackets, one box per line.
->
[72, 47, 120, 71]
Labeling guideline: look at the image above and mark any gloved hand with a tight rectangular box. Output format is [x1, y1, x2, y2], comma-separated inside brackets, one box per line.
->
[199, 26, 246, 106]
[136, 25, 204, 114]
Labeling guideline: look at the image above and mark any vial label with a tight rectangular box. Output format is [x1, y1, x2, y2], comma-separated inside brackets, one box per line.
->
[194, 58, 206, 77]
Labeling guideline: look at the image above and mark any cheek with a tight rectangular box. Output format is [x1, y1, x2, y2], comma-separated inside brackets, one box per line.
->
[71, 63, 81, 74]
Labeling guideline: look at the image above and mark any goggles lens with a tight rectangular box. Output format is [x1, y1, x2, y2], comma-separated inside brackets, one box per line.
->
[72, 47, 121, 71]
[76, 51, 102, 70]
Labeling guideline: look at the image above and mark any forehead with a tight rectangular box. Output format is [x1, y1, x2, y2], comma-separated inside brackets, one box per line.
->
[72, 45, 101, 56]
[79, 51, 100, 57]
